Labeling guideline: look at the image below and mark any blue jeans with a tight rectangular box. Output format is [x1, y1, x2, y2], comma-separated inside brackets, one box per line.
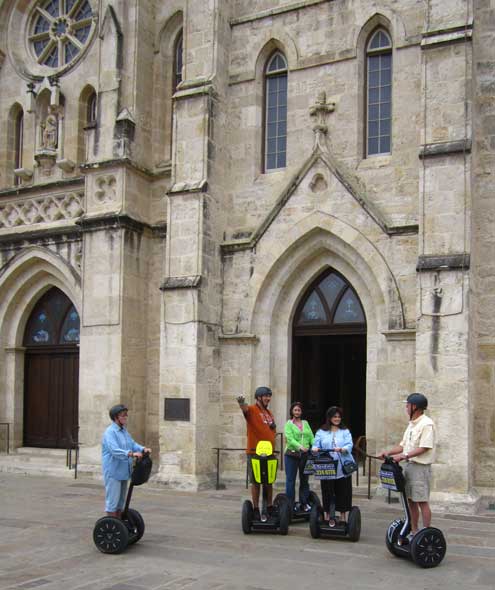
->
[104, 477, 128, 512]
[284, 453, 310, 505]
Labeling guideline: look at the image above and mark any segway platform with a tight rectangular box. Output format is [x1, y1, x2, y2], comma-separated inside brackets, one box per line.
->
[380, 458, 446, 568]
[241, 441, 291, 535]
[308, 451, 361, 542]
[94, 453, 152, 554]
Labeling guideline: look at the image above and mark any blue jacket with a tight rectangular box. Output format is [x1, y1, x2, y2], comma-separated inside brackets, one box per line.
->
[102, 422, 144, 481]
[312, 427, 355, 479]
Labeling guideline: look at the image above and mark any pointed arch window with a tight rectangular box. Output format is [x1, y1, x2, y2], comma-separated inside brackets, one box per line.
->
[87, 90, 97, 126]
[24, 287, 80, 347]
[173, 30, 183, 92]
[366, 29, 392, 156]
[295, 271, 366, 334]
[264, 51, 288, 171]
[14, 109, 24, 176]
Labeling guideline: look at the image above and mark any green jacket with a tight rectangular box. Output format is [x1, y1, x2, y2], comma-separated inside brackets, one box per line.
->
[284, 419, 315, 452]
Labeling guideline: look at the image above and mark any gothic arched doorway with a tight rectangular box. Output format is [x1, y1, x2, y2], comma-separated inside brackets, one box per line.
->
[292, 269, 367, 438]
[23, 287, 80, 448]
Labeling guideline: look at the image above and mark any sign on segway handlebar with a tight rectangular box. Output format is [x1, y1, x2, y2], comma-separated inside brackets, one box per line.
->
[313, 457, 338, 480]
[379, 460, 405, 493]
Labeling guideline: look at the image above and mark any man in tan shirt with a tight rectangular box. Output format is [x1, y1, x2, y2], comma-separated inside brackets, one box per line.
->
[379, 393, 436, 538]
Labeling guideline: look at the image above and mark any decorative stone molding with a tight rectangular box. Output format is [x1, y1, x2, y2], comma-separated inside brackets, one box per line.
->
[94, 175, 117, 204]
[309, 90, 335, 141]
[76, 213, 149, 234]
[0, 192, 84, 230]
[417, 254, 470, 272]
[419, 139, 472, 159]
[56, 159, 76, 173]
[34, 149, 58, 176]
[160, 276, 202, 290]
[218, 333, 259, 344]
[14, 168, 33, 181]
[382, 329, 416, 341]
[421, 21, 473, 50]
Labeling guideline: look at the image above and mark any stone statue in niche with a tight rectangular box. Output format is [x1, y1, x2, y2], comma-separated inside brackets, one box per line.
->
[40, 105, 58, 150]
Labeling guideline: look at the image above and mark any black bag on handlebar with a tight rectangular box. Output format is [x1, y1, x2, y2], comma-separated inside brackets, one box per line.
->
[131, 454, 153, 486]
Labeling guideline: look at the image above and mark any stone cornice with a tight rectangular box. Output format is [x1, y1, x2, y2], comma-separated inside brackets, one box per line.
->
[230, 0, 331, 26]
[419, 139, 472, 159]
[168, 180, 208, 195]
[80, 158, 171, 179]
[417, 254, 470, 272]
[0, 177, 84, 199]
[218, 333, 259, 344]
[382, 329, 416, 342]
[421, 21, 473, 49]
[0, 225, 81, 247]
[160, 275, 202, 290]
[76, 213, 150, 234]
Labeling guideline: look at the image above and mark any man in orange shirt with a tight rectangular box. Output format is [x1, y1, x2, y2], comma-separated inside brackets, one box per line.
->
[237, 386, 276, 521]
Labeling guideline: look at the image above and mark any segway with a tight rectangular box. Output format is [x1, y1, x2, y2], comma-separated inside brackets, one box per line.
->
[241, 441, 291, 535]
[93, 452, 152, 554]
[289, 455, 321, 523]
[309, 450, 361, 542]
[380, 456, 446, 568]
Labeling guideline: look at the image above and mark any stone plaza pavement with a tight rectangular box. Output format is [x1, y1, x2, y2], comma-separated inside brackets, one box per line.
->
[1, 473, 495, 590]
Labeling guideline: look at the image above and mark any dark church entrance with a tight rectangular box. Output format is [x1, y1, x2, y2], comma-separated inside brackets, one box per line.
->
[292, 270, 367, 439]
[23, 287, 80, 448]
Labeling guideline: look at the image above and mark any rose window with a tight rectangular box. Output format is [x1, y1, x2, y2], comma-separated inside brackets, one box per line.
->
[29, 0, 93, 69]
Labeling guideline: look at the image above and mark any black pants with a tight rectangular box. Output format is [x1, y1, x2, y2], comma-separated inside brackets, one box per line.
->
[320, 476, 352, 513]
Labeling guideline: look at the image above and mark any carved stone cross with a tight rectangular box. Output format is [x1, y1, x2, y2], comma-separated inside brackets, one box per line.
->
[309, 90, 335, 141]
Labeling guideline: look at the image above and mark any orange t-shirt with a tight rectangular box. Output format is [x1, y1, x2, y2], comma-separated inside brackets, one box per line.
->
[244, 404, 276, 453]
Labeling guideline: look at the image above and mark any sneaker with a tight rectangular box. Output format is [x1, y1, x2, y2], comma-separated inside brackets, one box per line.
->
[407, 532, 416, 543]
[303, 504, 311, 512]
[253, 507, 261, 521]
[293, 502, 301, 512]
[267, 505, 275, 518]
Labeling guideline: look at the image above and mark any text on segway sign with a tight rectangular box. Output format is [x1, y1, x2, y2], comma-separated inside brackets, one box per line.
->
[313, 461, 337, 479]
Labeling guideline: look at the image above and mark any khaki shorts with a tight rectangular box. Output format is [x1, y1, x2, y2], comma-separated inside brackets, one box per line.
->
[404, 462, 431, 502]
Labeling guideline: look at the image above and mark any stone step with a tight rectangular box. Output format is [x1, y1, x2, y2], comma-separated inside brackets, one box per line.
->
[16, 446, 68, 457]
[0, 447, 76, 478]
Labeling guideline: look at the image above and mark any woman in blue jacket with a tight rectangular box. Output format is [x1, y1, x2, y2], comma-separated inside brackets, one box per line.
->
[312, 406, 355, 524]
[102, 404, 151, 517]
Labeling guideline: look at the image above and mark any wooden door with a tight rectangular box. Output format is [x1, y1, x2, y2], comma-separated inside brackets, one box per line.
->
[24, 350, 79, 448]
[23, 288, 80, 448]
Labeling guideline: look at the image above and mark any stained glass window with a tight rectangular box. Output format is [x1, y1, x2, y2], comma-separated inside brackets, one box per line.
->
[29, 0, 94, 69]
[60, 306, 80, 343]
[366, 29, 392, 156]
[300, 292, 327, 323]
[24, 288, 80, 346]
[296, 271, 366, 331]
[264, 52, 288, 171]
[334, 289, 365, 323]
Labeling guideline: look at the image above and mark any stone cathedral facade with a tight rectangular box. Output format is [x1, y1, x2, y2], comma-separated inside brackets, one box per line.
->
[0, 0, 493, 510]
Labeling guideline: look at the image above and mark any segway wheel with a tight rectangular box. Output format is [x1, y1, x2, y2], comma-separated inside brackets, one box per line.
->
[385, 519, 406, 558]
[309, 504, 322, 539]
[410, 527, 447, 568]
[93, 516, 129, 554]
[125, 508, 145, 544]
[276, 496, 290, 536]
[347, 506, 361, 542]
[308, 491, 322, 509]
[241, 500, 253, 534]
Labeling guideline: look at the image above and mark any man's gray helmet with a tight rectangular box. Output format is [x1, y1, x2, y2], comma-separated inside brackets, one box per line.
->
[254, 386, 272, 399]
[405, 393, 428, 410]
[109, 404, 128, 421]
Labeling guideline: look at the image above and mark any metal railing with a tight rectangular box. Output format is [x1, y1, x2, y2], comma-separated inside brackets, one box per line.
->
[212, 432, 285, 490]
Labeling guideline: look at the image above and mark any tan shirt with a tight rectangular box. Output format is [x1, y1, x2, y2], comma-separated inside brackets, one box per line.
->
[400, 413, 436, 464]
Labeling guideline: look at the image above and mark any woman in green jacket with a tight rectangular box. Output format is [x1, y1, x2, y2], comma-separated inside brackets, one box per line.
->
[284, 401, 315, 511]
